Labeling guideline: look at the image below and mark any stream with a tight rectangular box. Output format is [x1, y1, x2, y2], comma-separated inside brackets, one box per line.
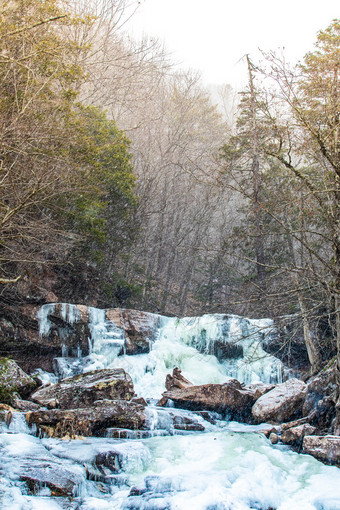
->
[1, 307, 340, 509]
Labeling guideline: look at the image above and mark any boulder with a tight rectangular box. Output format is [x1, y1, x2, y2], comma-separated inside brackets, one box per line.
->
[303, 435, 340, 465]
[163, 379, 255, 420]
[0, 358, 37, 404]
[281, 424, 317, 447]
[165, 368, 193, 391]
[30, 368, 135, 409]
[13, 398, 41, 412]
[303, 363, 337, 416]
[172, 414, 204, 432]
[248, 382, 275, 400]
[0, 407, 12, 426]
[94, 450, 123, 473]
[311, 396, 335, 432]
[252, 378, 306, 423]
[86, 449, 125, 484]
[269, 432, 279, 444]
[20, 460, 83, 496]
[131, 396, 148, 406]
[26, 399, 147, 438]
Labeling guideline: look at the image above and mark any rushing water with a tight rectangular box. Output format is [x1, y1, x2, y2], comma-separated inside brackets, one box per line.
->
[0, 305, 339, 509]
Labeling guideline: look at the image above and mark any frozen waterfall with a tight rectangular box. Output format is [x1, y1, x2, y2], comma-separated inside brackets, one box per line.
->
[37, 304, 286, 398]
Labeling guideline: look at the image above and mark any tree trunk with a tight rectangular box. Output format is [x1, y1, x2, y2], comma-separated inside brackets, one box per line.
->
[295, 282, 322, 374]
[246, 55, 266, 282]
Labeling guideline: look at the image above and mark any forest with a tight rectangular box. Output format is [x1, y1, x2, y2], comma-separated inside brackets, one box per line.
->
[0, 1, 339, 383]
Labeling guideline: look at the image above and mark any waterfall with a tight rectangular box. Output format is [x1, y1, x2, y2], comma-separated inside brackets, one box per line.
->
[37, 305, 287, 397]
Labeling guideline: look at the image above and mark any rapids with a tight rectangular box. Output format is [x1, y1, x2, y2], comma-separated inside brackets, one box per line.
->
[1, 305, 339, 509]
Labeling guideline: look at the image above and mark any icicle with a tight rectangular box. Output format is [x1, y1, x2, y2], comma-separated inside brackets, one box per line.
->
[37, 303, 56, 336]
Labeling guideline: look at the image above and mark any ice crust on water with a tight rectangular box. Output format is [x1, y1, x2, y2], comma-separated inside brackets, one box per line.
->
[1, 406, 340, 507]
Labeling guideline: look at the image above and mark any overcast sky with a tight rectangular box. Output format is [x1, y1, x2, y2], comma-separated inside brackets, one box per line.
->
[126, 0, 339, 88]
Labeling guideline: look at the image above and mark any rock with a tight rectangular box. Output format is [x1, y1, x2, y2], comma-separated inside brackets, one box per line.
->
[194, 410, 222, 425]
[13, 398, 41, 412]
[20, 460, 83, 496]
[303, 363, 337, 416]
[0, 403, 14, 411]
[311, 396, 335, 431]
[94, 450, 123, 473]
[281, 424, 317, 447]
[252, 378, 306, 423]
[258, 425, 278, 438]
[34, 304, 160, 361]
[248, 382, 275, 400]
[144, 406, 206, 434]
[86, 450, 125, 484]
[31, 368, 135, 409]
[171, 414, 205, 432]
[165, 368, 193, 391]
[281, 417, 310, 431]
[303, 435, 340, 465]
[131, 396, 148, 406]
[37, 303, 92, 357]
[212, 340, 244, 361]
[307, 363, 337, 394]
[163, 379, 255, 420]
[27, 399, 147, 438]
[263, 319, 309, 369]
[269, 433, 279, 444]
[281, 395, 335, 434]
[120, 309, 160, 355]
[0, 408, 12, 426]
[0, 301, 68, 374]
[16, 275, 58, 304]
[0, 358, 37, 404]
[156, 396, 169, 407]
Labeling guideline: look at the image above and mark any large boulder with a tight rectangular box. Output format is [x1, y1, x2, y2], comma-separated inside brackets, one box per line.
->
[163, 379, 255, 420]
[252, 378, 306, 423]
[0, 358, 37, 404]
[20, 460, 84, 496]
[303, 435, 340, 465]
[26, 399, 147, 438]
[30, 368, 135, 409]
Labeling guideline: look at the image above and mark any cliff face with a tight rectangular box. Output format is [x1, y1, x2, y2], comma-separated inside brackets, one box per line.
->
[0, 265, 102, 372]
[0, 298, 161, 374]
